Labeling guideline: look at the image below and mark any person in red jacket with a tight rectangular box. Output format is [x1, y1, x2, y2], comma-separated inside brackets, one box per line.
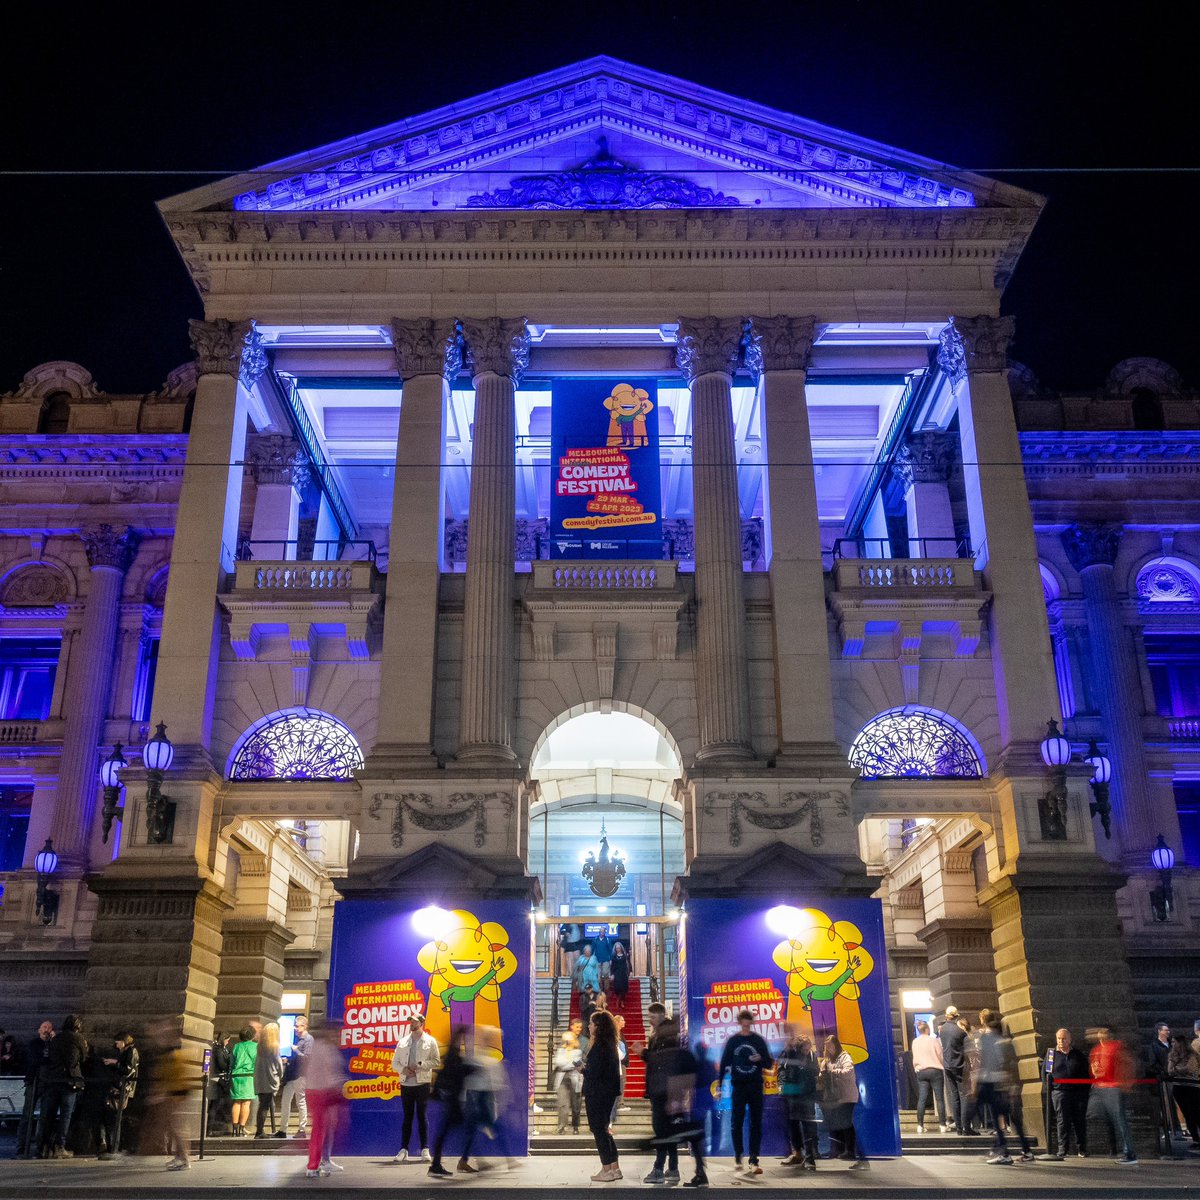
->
[1087, 1027, 1137, 1164]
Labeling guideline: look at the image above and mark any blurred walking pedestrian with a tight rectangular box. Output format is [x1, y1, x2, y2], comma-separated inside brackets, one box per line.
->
[554, 1030, 583, 1133]
[719, 1009, 773, 1174]
[777, 1026, 819, 1169]
[427, 1026, 473, 1177]
[1087, 1025, 1138, 1165]
[139, 1019, 195, 1171]
[304, 1025, 348, 1178]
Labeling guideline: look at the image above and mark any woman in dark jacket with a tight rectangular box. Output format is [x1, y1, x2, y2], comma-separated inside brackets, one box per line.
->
[582, 1011, 622, 1181]
[776, 1027, 819, 1169]
[609, 943, 631, 1013]
[38, 1014, 88, 1157]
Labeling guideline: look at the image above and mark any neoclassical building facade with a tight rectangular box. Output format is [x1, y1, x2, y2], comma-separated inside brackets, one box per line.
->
[1, 58, 1196, 1129]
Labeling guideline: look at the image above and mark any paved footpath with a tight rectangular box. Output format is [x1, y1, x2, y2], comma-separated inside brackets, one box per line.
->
[0, 1153, 1197, 1199]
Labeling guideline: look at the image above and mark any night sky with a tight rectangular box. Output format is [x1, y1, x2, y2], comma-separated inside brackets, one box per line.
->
[5, 3, 1195, 395]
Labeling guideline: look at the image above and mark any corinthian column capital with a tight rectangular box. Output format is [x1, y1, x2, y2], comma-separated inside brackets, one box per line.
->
[461, 317, 530, 384]
[392, 318, 463, 380]
[893, 431, 956, 489]
[744, 315, 818, 377]
[937, 315, 1016, 382]
[675, 316, 743, 383]
[1062, 523, 1122, 572]
[245, 434, 311, 491]
[188, 318, 266, 385]
[81, 524, 139, 573]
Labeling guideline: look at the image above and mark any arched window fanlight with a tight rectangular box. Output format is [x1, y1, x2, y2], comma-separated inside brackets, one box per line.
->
[1135, 557, 1200, 604]
[227, 707, 364, 781]
[849, 705, 985, 780]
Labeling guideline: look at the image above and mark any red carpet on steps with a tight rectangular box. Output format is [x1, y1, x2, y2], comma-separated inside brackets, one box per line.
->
[567, 977, 648, 1098]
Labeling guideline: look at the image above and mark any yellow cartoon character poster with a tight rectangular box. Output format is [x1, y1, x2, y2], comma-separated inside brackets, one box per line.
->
[603, 383, 654, 449]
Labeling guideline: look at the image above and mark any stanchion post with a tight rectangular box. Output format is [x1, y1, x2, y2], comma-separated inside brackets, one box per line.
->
[198, 1046, 212, 1162]
[1042, 1047, 1055, 1155]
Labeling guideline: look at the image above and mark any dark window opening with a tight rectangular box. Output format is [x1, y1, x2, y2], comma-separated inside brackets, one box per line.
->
[1131, 388, 1164, 431]
[1145, 634, 1200, 717]
[39, 392, 72, 434]
[0, 788, 32, 872]
[0, 638, 60, 720]
[1173, 782, 1200, 867]
[132, 638, 160, 723]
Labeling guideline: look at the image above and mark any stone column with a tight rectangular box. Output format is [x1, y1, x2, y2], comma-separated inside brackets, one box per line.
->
[374, 319, 461, 763]
[1062, 523, 1157, 849]
[677, 317, 753, 761]
[744, 316, 839, 759]
[48, 525, 138, 869]
[894, 431, 958, 557]
[456, 318, 529, 761]
[153, 319, 261, 753]
[246, 435, 310, 559]
[940, 317, 1060, 748]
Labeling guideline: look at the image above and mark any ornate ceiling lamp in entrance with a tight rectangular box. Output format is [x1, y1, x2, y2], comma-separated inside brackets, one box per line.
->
[581, 820, 627, 898]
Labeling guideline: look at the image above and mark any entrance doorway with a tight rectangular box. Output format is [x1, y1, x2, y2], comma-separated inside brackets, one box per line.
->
[526, 709, 685, 1150]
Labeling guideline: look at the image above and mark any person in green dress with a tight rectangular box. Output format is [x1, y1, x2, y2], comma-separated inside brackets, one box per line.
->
[229, 1027, 258, 1136]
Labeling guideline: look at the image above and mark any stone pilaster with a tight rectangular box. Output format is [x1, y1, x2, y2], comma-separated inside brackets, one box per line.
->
[918, 916, 997, 1020]
[456, 318, 529, 761]
[1062, 523, 1156, 850]
[677, 316, 753, 761]
[373, 319, 461, 765]
[939, 316, 1060, 748]
[246, 434, 309, 558]
[153, 319, 258, 755]
[47, 525, 138, 869]
[894, 431, 958, 556]
[745, 316, 840, 761]
[214, 917, 295, 1033]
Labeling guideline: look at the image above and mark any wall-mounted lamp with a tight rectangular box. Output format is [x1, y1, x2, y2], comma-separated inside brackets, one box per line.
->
[142, 722, 176, 844]
[33, 839, 59, 926]
[1037, 719, 1071, 840]
[1083, 739, 1113, 839]
[1150, 834, 1175, 923]
[99, 742, 127, 844]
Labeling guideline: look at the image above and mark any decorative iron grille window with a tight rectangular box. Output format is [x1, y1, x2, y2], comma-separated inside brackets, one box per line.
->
[227, 708, 364, 781]
[849, 706, 984, 779]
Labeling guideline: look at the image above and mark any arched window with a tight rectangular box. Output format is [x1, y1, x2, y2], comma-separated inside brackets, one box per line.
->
[39, 392, 72, 434]
[1130, 388, 1164, 431]
[849, 706, 985, 779]
[227, 708, 364, 781]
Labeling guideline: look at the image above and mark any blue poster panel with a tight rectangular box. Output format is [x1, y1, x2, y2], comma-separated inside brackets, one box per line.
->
[682, 897, 901, 1158]
[550, 378, 662, 558]
[327, 899, 531, 1156]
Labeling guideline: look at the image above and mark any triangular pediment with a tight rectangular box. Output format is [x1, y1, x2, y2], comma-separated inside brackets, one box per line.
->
[163, 57, 1037, 217]
[339, 841, 540, 903]
[675, 840, 861, 902]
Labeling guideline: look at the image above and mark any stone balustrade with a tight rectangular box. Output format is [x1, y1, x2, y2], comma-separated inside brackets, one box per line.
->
[0, 720, 41, 744]
[233, 559, 378, 593]
[833, 558, 976, 592]
[532, 561, 677, 590]
[1168, 718, 1200, 739]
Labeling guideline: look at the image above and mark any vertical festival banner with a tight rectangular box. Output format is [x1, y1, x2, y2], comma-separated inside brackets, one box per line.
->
[327, 899, 530, 1156]
[683, 897, 900, 1157]
[550, 378, 662, 558]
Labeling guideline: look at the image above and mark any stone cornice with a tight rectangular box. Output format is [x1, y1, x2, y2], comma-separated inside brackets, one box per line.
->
[0, 436, 187, 465]
[1020, 431, 1200, 467]
[163, 206, 1038, 297]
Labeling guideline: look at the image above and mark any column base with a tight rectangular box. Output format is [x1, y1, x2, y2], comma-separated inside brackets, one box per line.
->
[692, 740, 757, 765]
[363, 742, 444, 775]
[769, 742, 854, 776]
[453, 742, 518, 766]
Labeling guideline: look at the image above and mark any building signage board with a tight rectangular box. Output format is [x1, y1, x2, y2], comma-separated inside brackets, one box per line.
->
[682, 897, 901, 1158]
[327, 900, 530, 1155]
[549, 378, 661, 559]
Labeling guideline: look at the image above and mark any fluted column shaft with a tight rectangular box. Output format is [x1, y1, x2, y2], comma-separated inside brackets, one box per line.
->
[941, 317, 1059, 747]
[1064, 525, 1156, 849]
[375, 319, 460, 758]
[154, 319, 259, 751]
[678, 317, 753, 760]
[49, 527, 137, 867]
[747, 316, 836, 754]
[457, 318, 528, 761]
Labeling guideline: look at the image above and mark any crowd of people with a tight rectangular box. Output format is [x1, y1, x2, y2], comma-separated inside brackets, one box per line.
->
[4, 1001, 1198, 1177]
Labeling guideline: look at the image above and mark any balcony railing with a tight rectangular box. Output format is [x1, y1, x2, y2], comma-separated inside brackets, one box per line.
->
[0, 720, 41, 744]
[832, 558, 978, 592]
[232, 560, 379, 593]
[236, 539, 377, 563]
[532, 561, 677, 590]
[829, 537, 973, 562]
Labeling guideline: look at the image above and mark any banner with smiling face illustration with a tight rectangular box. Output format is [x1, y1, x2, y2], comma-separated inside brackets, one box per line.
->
[328, 899, 530, 1155]
[682, 897, 899, 1158]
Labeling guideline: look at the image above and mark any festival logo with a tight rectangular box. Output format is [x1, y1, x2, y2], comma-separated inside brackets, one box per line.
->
[771, 907, 874, 1064]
